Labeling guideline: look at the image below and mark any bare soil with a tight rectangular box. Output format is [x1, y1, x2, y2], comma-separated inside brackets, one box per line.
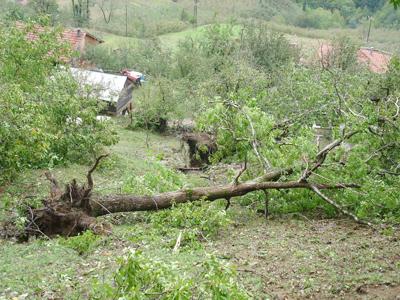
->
[211, 215, 400, 299]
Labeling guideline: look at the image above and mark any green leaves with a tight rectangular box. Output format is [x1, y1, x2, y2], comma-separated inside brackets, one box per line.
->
[58, 231, 101, 255]
[92, 251, 249, 299]
[390, 0, 400, 9]
[0, 22, 118, 183]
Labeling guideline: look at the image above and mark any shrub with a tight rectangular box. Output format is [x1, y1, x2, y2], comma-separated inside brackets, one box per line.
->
[91, 251, 250, 299]
[128, 78, 183, 132]
[150, 201, 231, 244]
[83, 39, 172, 77]
[241, 22, 300, 72]
[319, 35, 360, 71]
[122, 161, 185, 195]
[294, 8, 345, 29]
[59, 230, 101, 255]
[374, 3, 400, 29]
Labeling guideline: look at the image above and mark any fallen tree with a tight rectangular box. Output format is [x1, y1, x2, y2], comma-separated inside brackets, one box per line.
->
[15, 129, 378, 240]
[21, 136, 367, 239]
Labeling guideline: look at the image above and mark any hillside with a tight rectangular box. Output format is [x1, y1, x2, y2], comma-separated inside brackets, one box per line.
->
[55, 0, 299, 37]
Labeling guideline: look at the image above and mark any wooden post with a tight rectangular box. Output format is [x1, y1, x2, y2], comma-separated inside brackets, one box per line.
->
[366, 17, 372, 43]
[194, 0, 198, 28]
[125, 0, 128, 37]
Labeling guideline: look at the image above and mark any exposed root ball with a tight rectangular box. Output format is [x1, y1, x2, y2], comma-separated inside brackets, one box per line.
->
[182, 133, 217, 167]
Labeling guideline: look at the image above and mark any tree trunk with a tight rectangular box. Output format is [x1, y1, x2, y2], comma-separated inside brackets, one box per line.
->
[91, 180, 356, 216]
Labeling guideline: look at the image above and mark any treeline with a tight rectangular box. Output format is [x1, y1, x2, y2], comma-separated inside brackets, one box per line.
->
[292, 0, 400, 29]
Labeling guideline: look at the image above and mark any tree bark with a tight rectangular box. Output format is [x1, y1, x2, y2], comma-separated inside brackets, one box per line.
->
[91, 180, 357, 216]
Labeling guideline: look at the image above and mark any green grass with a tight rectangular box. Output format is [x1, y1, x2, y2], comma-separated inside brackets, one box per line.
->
[158, 26, 206, 49]
[1, 207, 399, 299]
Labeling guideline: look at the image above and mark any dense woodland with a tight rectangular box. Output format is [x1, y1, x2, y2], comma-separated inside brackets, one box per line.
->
[0, 0, 400, 299]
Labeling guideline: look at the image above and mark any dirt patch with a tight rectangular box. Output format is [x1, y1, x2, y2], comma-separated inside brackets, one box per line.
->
[355, 283, 400, 300]
[211, 213, 400, 299]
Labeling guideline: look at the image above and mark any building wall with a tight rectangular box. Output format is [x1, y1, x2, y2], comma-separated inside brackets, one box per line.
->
[82, 35, 102, 52]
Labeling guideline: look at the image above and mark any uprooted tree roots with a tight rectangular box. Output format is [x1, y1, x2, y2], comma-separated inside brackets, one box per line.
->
[24, 155, 112, 239]
[181, 133, 217, 167]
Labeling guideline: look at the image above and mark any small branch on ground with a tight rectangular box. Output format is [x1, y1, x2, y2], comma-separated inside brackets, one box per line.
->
[310, 185, 373, 227]
[225, 197, 231, 210]
[173, 231, 183, 253]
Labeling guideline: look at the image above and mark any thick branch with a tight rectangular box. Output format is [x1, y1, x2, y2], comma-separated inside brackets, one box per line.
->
[86, 154, 109, 191]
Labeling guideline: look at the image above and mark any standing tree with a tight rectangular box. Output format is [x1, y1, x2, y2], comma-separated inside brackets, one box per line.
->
[71, 0, 90, 26]
[30, 0, 59, 18]
[98, 0, 113, 24]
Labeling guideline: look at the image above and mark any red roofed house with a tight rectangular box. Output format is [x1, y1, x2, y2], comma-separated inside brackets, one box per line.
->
[357, 47, 392, 73]
[318, 44, 392, 73]
[16, 22, 103, 54]
[60, 28, 104, 53]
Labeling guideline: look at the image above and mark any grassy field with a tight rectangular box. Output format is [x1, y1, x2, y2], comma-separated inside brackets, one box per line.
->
[1, 121, 400, 299]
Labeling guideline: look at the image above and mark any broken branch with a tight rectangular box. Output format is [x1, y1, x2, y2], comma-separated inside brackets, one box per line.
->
[310, 185, 373, 227]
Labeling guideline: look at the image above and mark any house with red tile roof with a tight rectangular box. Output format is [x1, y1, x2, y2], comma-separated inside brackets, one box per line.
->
[318, 43, 392, 73]
[357, 47, 392, 73]
[16, 22, 104, 54]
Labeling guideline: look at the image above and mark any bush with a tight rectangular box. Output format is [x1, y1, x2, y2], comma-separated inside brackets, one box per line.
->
[91, 251, 250, 299]
[83, 39, 172, 77]
[294, 8, 345, 29]
[122, 161, 185, 195]
[59, 230, 101, 255]
[241, 22, 300, 72]
[150, 201, 231, 243]
[319, 35, 360, 71]
[128, 78, 179, 133]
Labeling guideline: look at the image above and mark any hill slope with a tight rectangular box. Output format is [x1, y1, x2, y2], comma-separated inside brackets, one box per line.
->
[57, 0, 300, 37]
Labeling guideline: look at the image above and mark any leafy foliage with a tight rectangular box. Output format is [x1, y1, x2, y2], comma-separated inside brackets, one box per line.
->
[392, 0, 400, 8]
[58, 230, 101, 255]
[92, 250, 249, 299]
[0, 22, 117, 183]
[241, 22, 300, 71]
[150, 201, 231, 247]
[122, 161, 185, 195]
